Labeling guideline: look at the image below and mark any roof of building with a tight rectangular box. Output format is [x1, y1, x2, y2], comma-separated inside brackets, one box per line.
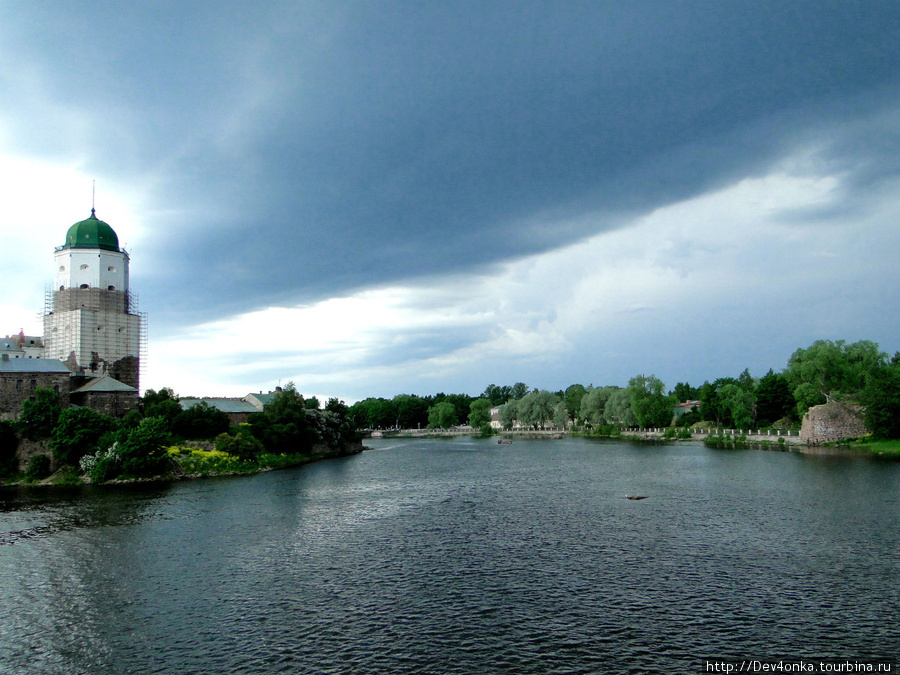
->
[244, 392, 279, 410]
[71, 375, 137, 393]
[180, 398, 259, 414]
[676, 400, 702, 408]
[0, 358, 71, 373]
[0, 339, 23, 352]
[63, 210, 120, 252]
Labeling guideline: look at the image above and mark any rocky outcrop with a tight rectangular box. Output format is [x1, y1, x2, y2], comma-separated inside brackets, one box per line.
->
[800, 401, 867, 444]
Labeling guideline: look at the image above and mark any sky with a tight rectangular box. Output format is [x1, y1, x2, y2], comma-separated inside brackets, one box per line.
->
[2, 1, 900, 403]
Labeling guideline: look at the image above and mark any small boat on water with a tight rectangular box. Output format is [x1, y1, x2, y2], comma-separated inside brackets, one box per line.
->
[625, 495, 648, 500]
[498, 439, 513, 444]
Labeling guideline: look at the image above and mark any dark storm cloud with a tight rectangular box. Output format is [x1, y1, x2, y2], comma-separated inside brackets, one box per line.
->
[4, 1, 900, 329]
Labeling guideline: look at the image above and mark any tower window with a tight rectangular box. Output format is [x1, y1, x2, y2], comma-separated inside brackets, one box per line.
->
[59, 266, 65, 273]
[80, 264, 89, 270]
[108, 285, 116, 291]
[59, 285, 65, 291]
[80, 284, 89, 289]
[108, 266, 116, 272]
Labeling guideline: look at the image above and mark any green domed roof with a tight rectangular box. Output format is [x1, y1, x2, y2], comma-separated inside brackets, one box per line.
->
[64, 210, 119, 251]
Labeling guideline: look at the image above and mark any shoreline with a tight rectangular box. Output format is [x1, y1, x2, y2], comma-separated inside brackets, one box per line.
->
[371, 428, 898, 459]
[1, 441, 365, 489]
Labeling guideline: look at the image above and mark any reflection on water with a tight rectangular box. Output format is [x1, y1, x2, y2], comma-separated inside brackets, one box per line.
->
[1, 438, 898, 673]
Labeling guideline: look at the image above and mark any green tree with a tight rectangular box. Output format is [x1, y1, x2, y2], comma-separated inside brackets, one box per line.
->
[517, 390, 559, 429]
[305, 396, 321, 410]
[142, 388, 182, 423]
[245, 383, 316, 454]
[671, 382, 700, 402]
[564, 384, 588, 423]
[468, 398, 493, 428]
[718, 384, 757, 429]
[348, 398, 397, 429]
[264, 383, 307, 426]
[438, 394, 474, 427]
[119, 417, 171, 476]
[552, 401, 569, 429]
[755, 370, 795, 425]
[737, 368, 756, 392]
[427, 401, 457, 429]
[785, 339, 887, 415]
[18, 388, 61, 440]
[51, 407, 117, 466]
[499, 400, 518, 430]
[860, 361, 900, 439]
[325, 397, 349, 416]
[142, 387, 176, 406]
[393, 394, 429, 429]
[628, 375, 673, 428]
[509, 382, 529, 400]
[579, 387, 618, 427]
[699, 378, 740, 427]
[604, 389, 637, 427]
[481, 384, 511, 406]
[173, 402, 230, 439]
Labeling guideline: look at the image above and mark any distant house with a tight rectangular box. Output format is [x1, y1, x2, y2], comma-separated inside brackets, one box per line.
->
[490, 405, 502, 430]
[180, 398, 260, 425]
[244, 389, 281, 412]
[673, 400, 701, 421]
[1, 332, 44, 360]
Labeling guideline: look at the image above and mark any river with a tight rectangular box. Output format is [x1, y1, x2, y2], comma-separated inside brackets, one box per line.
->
[1, 437, 897, 673]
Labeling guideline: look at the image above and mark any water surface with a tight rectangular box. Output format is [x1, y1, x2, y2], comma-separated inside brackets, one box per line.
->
[1, 438, 897, 673]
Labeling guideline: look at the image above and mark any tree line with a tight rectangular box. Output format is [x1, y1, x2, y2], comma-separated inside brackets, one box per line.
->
[349, 339, 900, 439]
[2, 337, 897, 483]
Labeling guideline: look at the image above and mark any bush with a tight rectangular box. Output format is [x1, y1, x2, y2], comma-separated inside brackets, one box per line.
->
[18, 388, 61, 440]
[0, 420, 19, 477]
[89, 454, 120, 483]
[51, 408, 117, 466]
[173, 447, 257, 475]
[214, 431, 265, 460]
[676, 409, 702, 427]
[119, 417, 171, 477]
[80, 441, 126, 483]
[174, 402, 230, 440]
[770, 417, 794, 431]
[26, 454, 50, 480]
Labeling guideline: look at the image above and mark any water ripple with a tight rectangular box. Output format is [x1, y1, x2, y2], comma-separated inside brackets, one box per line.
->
[1, 439, 898, 673]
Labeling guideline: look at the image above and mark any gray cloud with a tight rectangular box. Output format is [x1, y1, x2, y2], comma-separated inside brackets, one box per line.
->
[4, 1, 900, 397]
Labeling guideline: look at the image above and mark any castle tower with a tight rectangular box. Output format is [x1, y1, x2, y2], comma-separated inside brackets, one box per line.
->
[43, 210, 145, 389]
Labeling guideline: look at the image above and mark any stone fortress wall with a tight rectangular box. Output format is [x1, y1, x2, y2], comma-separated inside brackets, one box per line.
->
[800, 400, 868, 444]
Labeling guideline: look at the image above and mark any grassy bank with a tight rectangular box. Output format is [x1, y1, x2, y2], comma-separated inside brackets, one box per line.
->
[1, 443, 363, 487]
[847, 439, 900, 458]
[167, 445, 358, 477]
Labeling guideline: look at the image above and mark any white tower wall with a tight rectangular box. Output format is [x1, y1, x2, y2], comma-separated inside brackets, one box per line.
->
[54, 248, 129, 292]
